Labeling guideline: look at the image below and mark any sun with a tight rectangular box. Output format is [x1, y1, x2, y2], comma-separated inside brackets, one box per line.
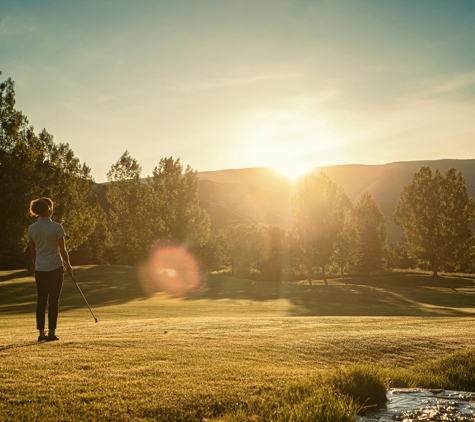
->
[271, 161, 314, 180]
[234, 109, 345, 180]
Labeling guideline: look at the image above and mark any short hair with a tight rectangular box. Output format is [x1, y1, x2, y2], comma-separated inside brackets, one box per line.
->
[30, 197, 54, 217]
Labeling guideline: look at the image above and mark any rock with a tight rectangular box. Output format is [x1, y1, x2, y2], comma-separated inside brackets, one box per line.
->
[389, 380, 410, 388]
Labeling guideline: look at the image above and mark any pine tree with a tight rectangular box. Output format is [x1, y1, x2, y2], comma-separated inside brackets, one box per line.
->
[106, 154, 211, 265]
[217, 224, 260, 277]
[106, 151, 149, 265]
[354, 192, 387, 274]
[150, 157, 210, 249]
[292, 172, 351, 284]
[394, 166, 475, 275]
[332, 210, 357, 277]
[256, 225, 287, 281]
[0, 73, 101, 269]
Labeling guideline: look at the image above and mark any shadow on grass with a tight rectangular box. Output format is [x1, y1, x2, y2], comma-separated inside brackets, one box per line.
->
[192, 273, 475, 317]
[0, 265, 146, 315]
[2, 266, 475, 317]
[0, 341, 44, 352]
[0, 270, 31, 282]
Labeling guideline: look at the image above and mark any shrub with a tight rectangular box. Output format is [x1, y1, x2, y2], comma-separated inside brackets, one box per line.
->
[328, 365, 387, 412]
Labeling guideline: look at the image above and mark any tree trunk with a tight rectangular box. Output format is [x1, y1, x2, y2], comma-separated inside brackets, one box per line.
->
[307, 266, 313, 285]
[322, 265, 328, 285]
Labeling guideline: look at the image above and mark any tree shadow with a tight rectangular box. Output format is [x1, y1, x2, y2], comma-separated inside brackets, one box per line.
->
[0, 341, 45, 352]
[0, 270, 31, 282]
[0, 265, 147, 315]
[189, 274, 475, 317]
[2, 267, 475, 318]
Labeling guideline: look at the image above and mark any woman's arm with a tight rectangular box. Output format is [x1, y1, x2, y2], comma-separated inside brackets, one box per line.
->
[58, 237, 73, 275]
[28, 240, 36, 272]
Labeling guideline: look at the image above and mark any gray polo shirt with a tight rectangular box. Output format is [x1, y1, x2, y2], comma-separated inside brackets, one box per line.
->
[27, 217, 66, 271]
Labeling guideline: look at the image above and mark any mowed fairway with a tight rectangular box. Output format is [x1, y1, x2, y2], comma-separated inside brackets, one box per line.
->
[2, 266, 475, 421]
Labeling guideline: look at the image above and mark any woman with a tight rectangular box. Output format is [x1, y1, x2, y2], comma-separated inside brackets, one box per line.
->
[28, 197, 73, 342]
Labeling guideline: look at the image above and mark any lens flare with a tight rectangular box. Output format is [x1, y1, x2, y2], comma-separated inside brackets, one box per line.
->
[140, 245, 200, 296]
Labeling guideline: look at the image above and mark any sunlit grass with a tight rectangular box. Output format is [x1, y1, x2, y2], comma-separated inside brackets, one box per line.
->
[2, 265, 475, 420]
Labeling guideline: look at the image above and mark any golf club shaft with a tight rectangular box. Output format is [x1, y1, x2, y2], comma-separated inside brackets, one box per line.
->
[69, 274, 98, 322]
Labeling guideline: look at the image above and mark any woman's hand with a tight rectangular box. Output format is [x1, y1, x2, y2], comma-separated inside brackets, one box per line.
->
[58, 237, 73, 275]
[65, 263, 73, 276]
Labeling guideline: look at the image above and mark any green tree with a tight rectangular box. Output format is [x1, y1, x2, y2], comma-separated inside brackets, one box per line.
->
[149, 157, 210, 249]
[39, 132, 100, 251]
[217, 224, 264, 277]
[283, 230, 303, 281]
[394, 166, 475, 276]
[293, 172, 351, 285]
[193, 233, 222, 272]
[0, 75, 34, 267]
[107, 151, 150, 265]
[106, 154, 210, 266]
[256, 225, 288, 281]
[354, 192, 387, 274]
[332, 210, 357, 277]
[0, 74, 27, 153]
[0, 74, 101, 269]
[386, 238, 415, 270]
[70, 192, 110, 265]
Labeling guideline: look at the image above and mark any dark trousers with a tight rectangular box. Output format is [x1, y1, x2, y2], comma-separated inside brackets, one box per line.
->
[35, 266, 64, 330]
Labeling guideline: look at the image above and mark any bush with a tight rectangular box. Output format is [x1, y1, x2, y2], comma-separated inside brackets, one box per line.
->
[396, 348, 475, 391]
[228, 365, 389, 421]
[229, 380, 363, 422]
[328, 365, 387, 413]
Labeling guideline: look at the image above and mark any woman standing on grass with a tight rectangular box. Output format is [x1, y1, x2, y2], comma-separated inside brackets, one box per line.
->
[28, 197, 73, 342]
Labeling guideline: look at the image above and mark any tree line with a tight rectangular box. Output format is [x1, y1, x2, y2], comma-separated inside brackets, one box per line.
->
[2, 72, 475, 279]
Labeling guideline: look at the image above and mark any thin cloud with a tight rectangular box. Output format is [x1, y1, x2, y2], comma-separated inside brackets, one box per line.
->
[414, 72, 475, 99]
[168, 71, 305, 91]
[345, 95, 475, 164]
[0, 16, 37, 37]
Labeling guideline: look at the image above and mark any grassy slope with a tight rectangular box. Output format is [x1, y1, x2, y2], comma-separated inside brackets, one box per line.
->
[2, 266, 475, 421]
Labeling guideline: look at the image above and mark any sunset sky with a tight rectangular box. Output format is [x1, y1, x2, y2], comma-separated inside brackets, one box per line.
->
[2, 0, 475, 182]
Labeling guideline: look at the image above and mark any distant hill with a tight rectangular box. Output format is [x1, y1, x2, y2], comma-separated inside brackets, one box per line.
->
[198, 159, 475, 241]
[198, 168, 293, 194]
[198, 178, 292, 231]
[197, 168, 294, 231]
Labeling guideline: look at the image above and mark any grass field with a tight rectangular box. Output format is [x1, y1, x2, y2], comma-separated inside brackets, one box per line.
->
[2, 265, 475, 421]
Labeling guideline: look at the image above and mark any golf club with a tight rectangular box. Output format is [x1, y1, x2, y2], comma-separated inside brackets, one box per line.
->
[69, 273, 98, 323]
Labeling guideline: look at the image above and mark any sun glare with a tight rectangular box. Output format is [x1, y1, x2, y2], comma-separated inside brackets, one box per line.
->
[139, 245, 200, 296]
[235, 109, 346, 179]
[271, 161, 314, 180]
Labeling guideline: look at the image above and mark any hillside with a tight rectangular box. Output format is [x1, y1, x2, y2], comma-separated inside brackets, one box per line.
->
[198, 159, 475, 241]
[198, 179, 292, 230]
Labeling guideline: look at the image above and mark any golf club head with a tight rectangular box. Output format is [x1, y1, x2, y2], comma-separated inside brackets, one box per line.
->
[94, 318, 98, 323]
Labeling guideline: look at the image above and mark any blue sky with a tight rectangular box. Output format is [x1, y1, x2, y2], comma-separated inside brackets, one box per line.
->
[2, 0, 475, 181]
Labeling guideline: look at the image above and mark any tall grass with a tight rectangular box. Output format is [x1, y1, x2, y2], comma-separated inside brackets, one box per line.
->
[234, 383, 362, 422]
[226, 350, 475, 421]
[227, 368, 385, 421]
[328, 365, 387, 411]
[389, 348, 475, 391]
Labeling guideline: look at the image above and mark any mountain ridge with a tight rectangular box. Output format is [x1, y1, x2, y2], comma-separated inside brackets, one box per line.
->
[197, 159, 475, 241]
